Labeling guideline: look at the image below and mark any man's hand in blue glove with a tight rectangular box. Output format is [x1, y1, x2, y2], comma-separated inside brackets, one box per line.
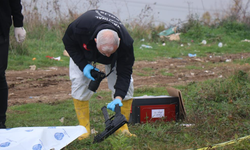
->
[107, 98, 123, 111]
[83, 64, 99, 81]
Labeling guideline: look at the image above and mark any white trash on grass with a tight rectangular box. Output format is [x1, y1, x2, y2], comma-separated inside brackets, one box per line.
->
[140, 44, 152, 49]
[201, 40, 207, 45]
[218, 42, 223, 47]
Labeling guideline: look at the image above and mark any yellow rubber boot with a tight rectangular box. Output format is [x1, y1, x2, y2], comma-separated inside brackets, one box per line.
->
[115, 99, 136, 137]
[73, 98, 90, 140]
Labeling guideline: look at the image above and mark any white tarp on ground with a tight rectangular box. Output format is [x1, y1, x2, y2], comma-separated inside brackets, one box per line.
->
[0, 125, 86, 150]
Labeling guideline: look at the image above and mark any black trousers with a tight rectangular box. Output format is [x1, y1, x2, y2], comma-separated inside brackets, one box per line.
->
[0, 34, 9, 124]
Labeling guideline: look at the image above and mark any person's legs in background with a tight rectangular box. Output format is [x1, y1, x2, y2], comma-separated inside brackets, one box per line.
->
[0, 35, 9, 129]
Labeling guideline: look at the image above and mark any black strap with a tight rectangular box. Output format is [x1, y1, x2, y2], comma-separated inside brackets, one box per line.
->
[92, 51, 117, 78]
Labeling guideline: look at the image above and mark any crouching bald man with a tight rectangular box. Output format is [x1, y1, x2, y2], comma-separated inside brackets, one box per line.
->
[62, 9, 135, 140]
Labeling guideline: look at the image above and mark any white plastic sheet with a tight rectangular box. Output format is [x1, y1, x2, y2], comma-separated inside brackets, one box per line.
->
[0, 125, 86, 150]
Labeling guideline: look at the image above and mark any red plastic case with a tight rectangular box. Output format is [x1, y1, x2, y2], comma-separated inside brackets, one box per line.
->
[129, 96, 179, 124]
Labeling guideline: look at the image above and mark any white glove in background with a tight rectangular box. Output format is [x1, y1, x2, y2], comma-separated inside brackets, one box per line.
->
[14, 27, 26, 43]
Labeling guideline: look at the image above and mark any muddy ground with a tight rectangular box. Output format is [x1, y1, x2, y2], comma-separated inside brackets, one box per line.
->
[6, 53, 250, 106]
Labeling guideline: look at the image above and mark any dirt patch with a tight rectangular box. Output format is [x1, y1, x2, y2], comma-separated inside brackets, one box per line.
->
[6, 53, 250, 106]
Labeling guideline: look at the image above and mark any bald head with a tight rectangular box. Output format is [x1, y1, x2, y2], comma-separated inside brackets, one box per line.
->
[95, 29, 120, 57]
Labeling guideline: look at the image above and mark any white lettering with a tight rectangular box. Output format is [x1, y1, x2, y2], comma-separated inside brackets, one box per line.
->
[95, 10, 122, 28]
[95, 16, 121, 28]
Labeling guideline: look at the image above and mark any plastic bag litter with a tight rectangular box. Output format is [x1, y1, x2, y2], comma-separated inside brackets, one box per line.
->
[188, 53, 197, 57]
[140, 44, 152, 49]
[201, 40, 207, 45]
[46, 56, 61, 61]
[218, 42, 223, 47]
[158, 27, 177, 36]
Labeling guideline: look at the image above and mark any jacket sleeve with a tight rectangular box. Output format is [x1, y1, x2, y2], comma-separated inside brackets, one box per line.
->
[9, 0, 23, 27]
[62, 25, 88, 71]
[114, 44, 135, 99]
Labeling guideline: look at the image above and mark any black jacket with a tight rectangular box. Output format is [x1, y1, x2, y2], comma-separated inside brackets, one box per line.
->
[63, 9, 135, 99]
[0, 0, 23, 40]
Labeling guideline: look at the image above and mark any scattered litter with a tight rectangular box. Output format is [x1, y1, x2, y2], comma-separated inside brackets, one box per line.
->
[193, 58, 203, 62]
[16, 77, 23, 80]
[181, 44, 184, 47]
[91, 128, 98, 134]
[188, 53, 196, 57]
[201, 40, 207, 45]
[169, 64, 175, 69]
[241, 39, 250, 42]
[158, 27, 180, 41]
[225, 59, 232, 62]
[218, 75, 223, 78]
[32, 58, 36, 61]
[59, 117, 64, 123]
[46, 56, 61, 61]
[29, 96, 33, 99]
[53, 56, 61, 61]
[218, 42, 223, 47]
[187, 43, 191, 46]
[29, 65, 36, 71]
[141, 38, 145, 42]
[162, 43, 166, 46]
[180, 124, 195, 127]
[166, 33, 180, 41]
[140, 44, 152, 49]
[158, 27, 177, 37]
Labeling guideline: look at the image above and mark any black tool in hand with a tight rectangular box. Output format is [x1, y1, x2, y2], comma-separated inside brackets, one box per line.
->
[88, 69, 106, 92]
[93, 104, 127, 143]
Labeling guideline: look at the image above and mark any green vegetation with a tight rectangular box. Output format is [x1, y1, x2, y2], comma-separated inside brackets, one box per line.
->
[8, 26, 69, 70]
[8, 20, 250, 70]
[7, 8, 250, 69]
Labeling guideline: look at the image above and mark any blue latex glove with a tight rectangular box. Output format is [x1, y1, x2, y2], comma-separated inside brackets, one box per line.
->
[83, 64, 99, 81]
[107, 98, 123, 111]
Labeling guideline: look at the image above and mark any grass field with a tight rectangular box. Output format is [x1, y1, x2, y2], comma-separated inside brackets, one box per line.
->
[4, 12, 250, 150]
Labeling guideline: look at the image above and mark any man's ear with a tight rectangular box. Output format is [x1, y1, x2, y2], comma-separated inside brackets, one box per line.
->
[94, 38, 97, 43]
